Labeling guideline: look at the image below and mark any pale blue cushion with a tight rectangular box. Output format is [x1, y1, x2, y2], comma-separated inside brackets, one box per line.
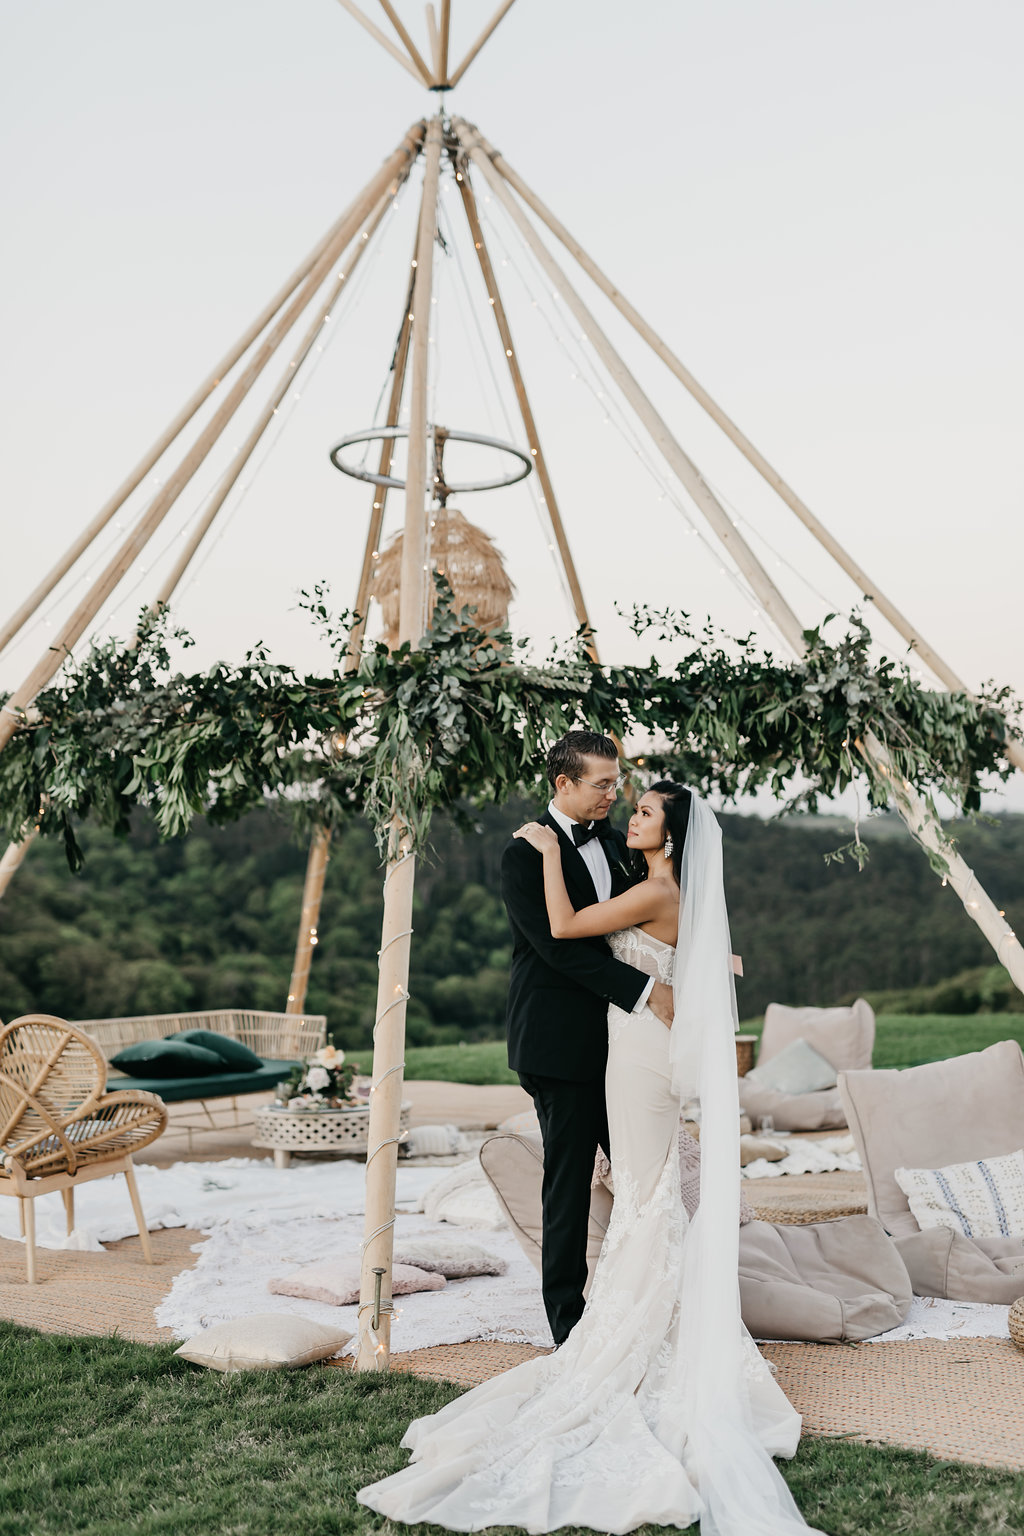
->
[746, 1037, 838, 1096]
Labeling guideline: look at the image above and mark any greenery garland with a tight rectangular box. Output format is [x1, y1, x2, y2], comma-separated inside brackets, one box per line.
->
[0, 584, 1017, 871]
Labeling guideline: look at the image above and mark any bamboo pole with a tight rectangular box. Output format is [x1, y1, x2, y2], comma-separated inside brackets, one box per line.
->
[457, 124, 1022, 988]
[285, 826, 332, 1015]
[333, 0, 426, 85]
[425, 4, 442, 79]
[398, 123, 443, 643]
[448, 0, 518, 88]
[357, 116, 443, 1373]
[0, 198, 381, 664]
[376, 0, 435, 84]
[438, 0, 451, 82]
[0, 824, 39, 901]
[453, 156, 598, 659]
[461, 121, 1024, 776]
[285, 229, 418, 1015]
[458, 127, 807, 656]
[344, 278, 416, 668]
[856, 731, 1024, 993]
[150, 189, 396, 612]
[0, 124, 426, 761]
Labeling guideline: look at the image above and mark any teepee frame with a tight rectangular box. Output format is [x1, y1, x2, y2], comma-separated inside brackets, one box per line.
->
[1, 1, 1022, 1369]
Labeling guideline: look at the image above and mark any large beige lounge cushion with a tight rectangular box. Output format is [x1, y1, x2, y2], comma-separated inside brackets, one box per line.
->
[480, 1132, 912, 1342]
[738, 1216, 912, 1342]
[759, 1000, 875, 1073]
[737, 1077, 847, 1133]
[479, 1133, 612, 1297]
[737, 1000, 875, 1133]
[839, 1040, 1024, 1303]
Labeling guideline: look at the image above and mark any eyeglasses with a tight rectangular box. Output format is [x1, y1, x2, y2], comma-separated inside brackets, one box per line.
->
[575, 775, 623, 793]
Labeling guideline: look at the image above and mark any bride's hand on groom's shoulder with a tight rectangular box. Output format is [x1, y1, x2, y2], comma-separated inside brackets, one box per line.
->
[514, 822, 559, 854]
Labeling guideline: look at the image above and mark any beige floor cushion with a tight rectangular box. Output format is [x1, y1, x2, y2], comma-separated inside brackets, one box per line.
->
[760, 1000, 875, 1073]
[738, 1076, 847, 1133]
[839, 1040, 1024, 1302]
[738, 1215, 912, 1342]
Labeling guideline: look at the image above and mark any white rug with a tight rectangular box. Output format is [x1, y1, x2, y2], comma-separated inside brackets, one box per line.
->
[741, 1135, 862, 1180]
[1, 1157, 1008, 1351]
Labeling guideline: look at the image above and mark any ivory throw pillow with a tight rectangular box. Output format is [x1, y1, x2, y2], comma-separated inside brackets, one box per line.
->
[895, 1149, 1024, 1239]
[393, 1237, 507, 1278]
[745, 1037, 838, 1096]
[759, 1000, 875, 1073]
[268, 1256, 445, 1306]
[175, 1313, 352, 1372]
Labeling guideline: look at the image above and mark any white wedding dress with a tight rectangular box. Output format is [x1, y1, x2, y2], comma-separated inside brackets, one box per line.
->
[358, 927, 820, 1535]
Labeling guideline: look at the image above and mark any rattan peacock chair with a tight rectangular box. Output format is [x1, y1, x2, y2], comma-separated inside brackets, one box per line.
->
[0, 1014, 168, 1282]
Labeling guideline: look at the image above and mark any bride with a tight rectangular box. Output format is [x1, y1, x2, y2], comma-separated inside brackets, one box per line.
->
[358, 782, 822, 1535]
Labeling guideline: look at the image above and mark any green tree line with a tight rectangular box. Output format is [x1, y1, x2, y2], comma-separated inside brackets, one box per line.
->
[2, 805, 1023, 1046]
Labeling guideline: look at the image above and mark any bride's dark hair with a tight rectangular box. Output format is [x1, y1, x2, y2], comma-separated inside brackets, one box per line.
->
[631, 780, 692, 886]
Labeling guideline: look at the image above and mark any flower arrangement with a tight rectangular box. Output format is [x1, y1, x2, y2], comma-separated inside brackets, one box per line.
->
[279, 1045, 361, 1110]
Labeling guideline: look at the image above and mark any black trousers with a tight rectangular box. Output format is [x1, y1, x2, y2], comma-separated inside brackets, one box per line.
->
[518, 1071, 610, 1347]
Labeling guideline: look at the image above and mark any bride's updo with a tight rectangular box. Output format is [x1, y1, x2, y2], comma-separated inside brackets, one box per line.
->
[641, 780, 692, 886]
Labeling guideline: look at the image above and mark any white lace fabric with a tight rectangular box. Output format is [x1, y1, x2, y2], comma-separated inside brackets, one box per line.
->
[359, 898, 822, 1534]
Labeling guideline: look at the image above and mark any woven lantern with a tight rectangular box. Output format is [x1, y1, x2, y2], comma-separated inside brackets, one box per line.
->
[372, 507, 515, 648]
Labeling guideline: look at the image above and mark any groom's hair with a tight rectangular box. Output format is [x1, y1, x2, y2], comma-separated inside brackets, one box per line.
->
[546, 730, 618, 789]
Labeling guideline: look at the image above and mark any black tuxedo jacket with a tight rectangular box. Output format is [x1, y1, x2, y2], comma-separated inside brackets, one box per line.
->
[500, 810, 649, 1083]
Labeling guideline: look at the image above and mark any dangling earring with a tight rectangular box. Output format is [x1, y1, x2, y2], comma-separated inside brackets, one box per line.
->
[663, 836, 674, 861]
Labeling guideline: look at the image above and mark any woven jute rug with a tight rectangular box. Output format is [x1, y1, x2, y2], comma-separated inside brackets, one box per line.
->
[0, 1228, 200, 1342]
[743, 1171, 868, 1224]
[379, 1338, 1024, 1472]
[4, 1227, 1023, 1472]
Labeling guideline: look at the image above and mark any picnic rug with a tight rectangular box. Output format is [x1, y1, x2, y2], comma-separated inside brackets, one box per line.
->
[2, 1227, 1023, 1473]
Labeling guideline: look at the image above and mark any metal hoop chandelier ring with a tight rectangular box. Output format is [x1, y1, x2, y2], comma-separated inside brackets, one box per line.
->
[329, 426, 533, 494]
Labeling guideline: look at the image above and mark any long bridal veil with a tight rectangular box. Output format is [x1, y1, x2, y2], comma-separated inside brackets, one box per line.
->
[672, 795, 822, 1536]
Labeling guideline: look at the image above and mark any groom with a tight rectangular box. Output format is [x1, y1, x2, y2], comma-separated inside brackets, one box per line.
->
[500, 730, 674, 1345]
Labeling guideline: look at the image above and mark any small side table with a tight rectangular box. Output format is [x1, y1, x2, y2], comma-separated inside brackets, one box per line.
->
[252, 1102, 412, 1168]
[735, 1034, 759, 1077]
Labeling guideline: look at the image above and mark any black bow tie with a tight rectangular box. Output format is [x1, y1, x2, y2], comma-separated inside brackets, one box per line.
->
[572, 820, 613, 848]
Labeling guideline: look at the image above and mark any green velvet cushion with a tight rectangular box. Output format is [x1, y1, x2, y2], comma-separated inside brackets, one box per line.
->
[110, 1038, 233, 1079]
[170, 1029, 262, 1072]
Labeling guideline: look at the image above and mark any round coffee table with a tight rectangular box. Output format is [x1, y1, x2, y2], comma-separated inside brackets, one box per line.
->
[252, 1102, 412, 1168]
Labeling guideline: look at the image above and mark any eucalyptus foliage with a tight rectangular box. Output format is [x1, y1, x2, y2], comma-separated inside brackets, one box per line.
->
[0, 583, 1017, 871]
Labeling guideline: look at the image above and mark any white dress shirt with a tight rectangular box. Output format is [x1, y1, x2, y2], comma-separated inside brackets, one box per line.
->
[547, 801, 655, 1013]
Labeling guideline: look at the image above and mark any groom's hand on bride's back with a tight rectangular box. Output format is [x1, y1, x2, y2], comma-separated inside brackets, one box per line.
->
[648, 982, 674, 1028]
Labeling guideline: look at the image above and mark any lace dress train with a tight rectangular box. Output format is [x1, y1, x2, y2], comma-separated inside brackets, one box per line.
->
[357, 929, 818, 1535]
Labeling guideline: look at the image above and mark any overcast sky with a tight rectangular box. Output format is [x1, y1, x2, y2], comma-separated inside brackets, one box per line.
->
[1, 0, 1022, 813]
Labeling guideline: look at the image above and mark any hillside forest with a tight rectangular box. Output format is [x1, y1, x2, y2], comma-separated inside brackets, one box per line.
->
[2, 805, 1023, 1046]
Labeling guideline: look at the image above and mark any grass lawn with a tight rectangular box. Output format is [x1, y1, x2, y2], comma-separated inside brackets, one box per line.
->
[391, 1017, 1024, 1086]
[4, 1322, 1024, 1536]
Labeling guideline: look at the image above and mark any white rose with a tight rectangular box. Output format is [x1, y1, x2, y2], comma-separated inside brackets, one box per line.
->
[314, 1046, 345, 1068]
[306, 1066, 331, 1091]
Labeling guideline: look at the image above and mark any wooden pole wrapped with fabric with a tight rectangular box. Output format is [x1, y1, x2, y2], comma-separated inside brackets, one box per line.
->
[459, 119, 1024, 776]
[457, 125, 807, 657]
[357, 116, 443, 1372]
[0, 122, 426, 762]
[452, 151, 598, 660]
[0, 172, 401, 665]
